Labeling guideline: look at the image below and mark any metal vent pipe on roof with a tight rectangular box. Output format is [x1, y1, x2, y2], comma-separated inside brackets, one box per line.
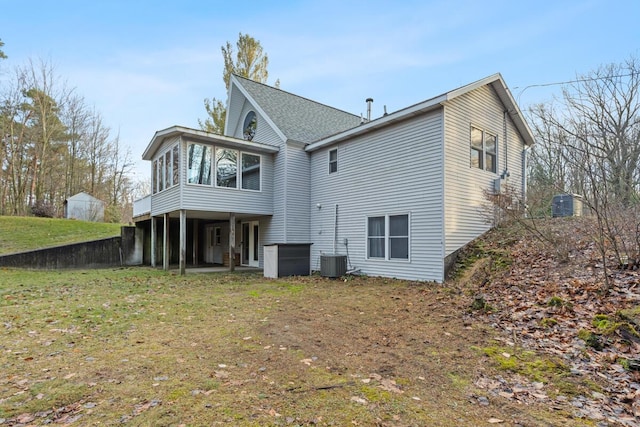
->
[366, 98, 374, 121]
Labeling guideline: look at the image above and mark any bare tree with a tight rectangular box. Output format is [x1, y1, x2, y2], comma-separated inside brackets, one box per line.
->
[526, 55, 640, 290]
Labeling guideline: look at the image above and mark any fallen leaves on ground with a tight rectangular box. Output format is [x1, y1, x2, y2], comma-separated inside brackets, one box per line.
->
[467, 218, 640, 426]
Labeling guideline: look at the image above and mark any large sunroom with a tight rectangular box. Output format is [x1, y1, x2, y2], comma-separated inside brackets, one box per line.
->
[133, 126, 279, 274]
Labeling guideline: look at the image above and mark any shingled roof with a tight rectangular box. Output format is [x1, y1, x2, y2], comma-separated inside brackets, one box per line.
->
[232, 75, 362, 144]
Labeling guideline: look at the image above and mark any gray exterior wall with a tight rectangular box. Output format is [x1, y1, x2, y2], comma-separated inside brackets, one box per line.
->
[309, 111, 445, 282]
[227, 87, 283, 146]
[225, 81, 306, 248]
[442, 84, 527, 255]
[150, 136, 275, 217]
[283, 142, 311, 243]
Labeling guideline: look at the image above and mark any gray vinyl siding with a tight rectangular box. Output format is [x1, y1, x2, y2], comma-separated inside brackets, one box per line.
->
[284, 143, 311, 243]
[443, 84, 526, 255]
[227, 89, 283, 146]
[262, 149, 286, 245]
[149, 136, 181, 216]
[180, 144, 274, 214]
[151, 185, 180, 215]
[150, 137, 274, 216]
[310, 111, 444, 282]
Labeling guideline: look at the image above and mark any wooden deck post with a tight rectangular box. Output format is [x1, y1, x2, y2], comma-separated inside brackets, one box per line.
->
[163, 213, 170, 271]
[229, 212, 236, 272]
[150, 216, 157, 267]
[192, 219, 199, 266]
[179, 209, 186, 276]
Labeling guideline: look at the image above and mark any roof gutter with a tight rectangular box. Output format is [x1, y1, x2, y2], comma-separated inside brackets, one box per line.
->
[305, 94, 447, 152]
[142, 125, 279, 160]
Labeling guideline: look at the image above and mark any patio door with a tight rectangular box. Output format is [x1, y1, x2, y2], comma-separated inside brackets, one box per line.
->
[241, 221, 259, 267]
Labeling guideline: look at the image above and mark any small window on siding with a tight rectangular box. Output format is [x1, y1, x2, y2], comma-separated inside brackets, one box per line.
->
[470, 126, 497, 173]
[329, 149, 338, 174]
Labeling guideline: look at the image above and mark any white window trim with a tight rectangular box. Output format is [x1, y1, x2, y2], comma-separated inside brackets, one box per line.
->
[213, 147, 263, 192]
[240, 152, 262, 192]
[215, 147, 239, 189]
[470, 125, 498, 174]
[153, 143, 179, 193]
[328, 148, 338, 174]
[365, 213, 411, 262]
[186, 142, 213, 187]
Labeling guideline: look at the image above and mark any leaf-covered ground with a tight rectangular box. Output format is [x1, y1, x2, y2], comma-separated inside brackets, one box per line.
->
[465, 218, 640, 426]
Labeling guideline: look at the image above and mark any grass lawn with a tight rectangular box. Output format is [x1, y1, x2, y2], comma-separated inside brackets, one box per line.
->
[0, 268, 584, 426]
[0, 216, 122, 255]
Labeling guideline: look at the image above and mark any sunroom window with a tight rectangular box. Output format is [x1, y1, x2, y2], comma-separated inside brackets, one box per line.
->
[187, 143, 212, 185]
[241, 153, 261, 191]
[216, 148, 238, 188]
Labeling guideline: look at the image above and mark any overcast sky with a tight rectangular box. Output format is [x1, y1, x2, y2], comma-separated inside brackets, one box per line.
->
[1, 0, 638, 179]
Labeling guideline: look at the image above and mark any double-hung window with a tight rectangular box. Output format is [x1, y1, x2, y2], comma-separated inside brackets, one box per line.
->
[329, 148, 338, 174]
[470, 126, 497, 173]
[367, 214, 409, 260]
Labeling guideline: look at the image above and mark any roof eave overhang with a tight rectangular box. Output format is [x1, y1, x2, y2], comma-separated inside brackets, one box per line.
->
[305, 94, 447, 152]
[484, 76, 535, 147]
[142, 126, 279, 160]
[305, 73, 535, 151]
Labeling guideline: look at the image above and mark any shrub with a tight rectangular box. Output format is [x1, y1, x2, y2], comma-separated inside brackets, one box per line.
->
[31, 200, 57, 218]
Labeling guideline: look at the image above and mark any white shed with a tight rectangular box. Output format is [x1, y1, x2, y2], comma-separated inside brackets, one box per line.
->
[64, 192, 105, 222]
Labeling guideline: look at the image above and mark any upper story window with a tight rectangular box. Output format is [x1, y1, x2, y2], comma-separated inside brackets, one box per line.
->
[367, 214, 410, 260]
[153, 144, 180, 193]
[216, 148, 238, 188]
[185, 143, 261, 191]
[214, 147, 262, 191]
[241, 153, 261, 191]
[329, 148, 338, 174]
[470, 126, 497, 173]
[243, 111, 257, 141]
[187, 143, 212, 185]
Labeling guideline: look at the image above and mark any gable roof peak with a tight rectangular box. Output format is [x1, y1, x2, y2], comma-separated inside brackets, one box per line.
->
[230, 75, 362, 144]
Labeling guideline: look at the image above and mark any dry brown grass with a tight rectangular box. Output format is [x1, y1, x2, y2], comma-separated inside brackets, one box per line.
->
[0, 267, 584, 426]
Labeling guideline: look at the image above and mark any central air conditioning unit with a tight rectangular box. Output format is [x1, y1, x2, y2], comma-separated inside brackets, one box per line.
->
[320, 254, 347, 278]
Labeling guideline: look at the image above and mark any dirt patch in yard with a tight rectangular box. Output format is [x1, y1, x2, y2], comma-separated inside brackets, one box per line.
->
[255, 276, 582, 426]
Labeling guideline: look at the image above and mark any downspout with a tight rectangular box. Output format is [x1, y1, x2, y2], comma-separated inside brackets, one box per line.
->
[283, 142, 288, 242]
[333, 204, 338, 254]
[502, 110, 509, 179]
[522, 147, 529, 214]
